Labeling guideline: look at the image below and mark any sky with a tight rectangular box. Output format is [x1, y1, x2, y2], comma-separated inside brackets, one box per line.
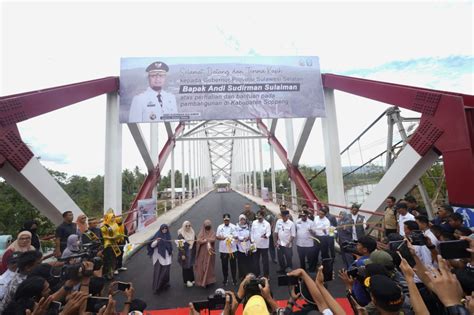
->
[0, 0, 472, 180]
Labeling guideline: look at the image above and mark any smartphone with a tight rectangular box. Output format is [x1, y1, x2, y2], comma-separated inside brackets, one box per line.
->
[86, 296, 109, 313]
[409, 230, 426, 246]
[389, 240, 404, 252]
[322, 258, 334, 282]
[439, 240, 470, 259]
[192, 300, 208, 312]
[48, 301, 62, 313]
[117, 281, 131, 291]
[396, 240, 416, 267]
[277, 275, 299, 286]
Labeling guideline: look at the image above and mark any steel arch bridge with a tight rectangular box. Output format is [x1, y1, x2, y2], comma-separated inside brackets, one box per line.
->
[0, 74, 472, 235]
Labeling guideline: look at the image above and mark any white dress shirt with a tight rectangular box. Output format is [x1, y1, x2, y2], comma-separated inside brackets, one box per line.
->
[351, 214, 367, 240]
[251, 219, 271, 249]
[217, 223, 237, 253]
[398, 212, 415, 236]
[295, 218, 315, 247]
[313, 216, 331, 236]
[0, 269, 16, 301]
[275, 219, 296, 247]
[423, 228, 439, 248]
[128, 87, 177, 123]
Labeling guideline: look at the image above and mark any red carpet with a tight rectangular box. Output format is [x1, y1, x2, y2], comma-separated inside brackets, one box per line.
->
[145, 298, 353, 314]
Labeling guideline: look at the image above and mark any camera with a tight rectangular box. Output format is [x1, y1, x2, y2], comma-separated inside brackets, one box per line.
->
[54, 241, 103, 280]
[192, 288, 228, 311]
[341, 241, 358, 254]
[347, 266, 366, 282]
[244, 273, 266, 297]
[408, 230, 426, 246]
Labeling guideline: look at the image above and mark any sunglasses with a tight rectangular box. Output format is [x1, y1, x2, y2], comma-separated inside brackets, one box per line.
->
[185, 225, 191, 227]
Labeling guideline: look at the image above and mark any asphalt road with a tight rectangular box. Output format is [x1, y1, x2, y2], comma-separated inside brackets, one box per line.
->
[115, 191, 346, 310]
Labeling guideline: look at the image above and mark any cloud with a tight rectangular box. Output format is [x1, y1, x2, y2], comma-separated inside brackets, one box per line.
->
[329, 55, 473, 93]
[23, 138, 69, 165]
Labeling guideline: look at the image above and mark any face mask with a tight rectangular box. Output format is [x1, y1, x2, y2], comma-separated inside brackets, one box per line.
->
[205, 226, 211, 231]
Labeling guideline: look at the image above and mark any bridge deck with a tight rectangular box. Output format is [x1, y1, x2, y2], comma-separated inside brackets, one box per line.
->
[115, 191, 347, 311]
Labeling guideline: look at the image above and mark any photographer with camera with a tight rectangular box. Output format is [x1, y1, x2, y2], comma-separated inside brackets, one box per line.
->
[339, 236, 377, 307]
[338, 212, 355, 268]
[236, 274, 281, 314]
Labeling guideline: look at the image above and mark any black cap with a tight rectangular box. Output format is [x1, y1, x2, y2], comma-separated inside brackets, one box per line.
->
[223, 213, 231, 220]
[146, 61, 169, 73]
[368, 275, 403, 312]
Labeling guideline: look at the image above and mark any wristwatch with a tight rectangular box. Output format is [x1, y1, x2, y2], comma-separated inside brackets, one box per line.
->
[446, 304, 469, 315]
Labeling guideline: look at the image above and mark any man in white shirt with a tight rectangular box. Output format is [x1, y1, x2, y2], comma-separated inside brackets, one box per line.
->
[350, 204, 367, 241]
[313, 207, 331, 266]
[274, 210, 296, 273]
[128, 61, 178, 123]
[403, 220, 434, 282]
[415, 215, 439, 248]
[216, 213, 237, 285]
[251, 210, 272, 278]
[295, 210, 316, 271]
[0, 252, 19, 302]
[396, 203, 415, 237]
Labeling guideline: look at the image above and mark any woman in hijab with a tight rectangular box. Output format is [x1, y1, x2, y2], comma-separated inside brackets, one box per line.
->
[176, 221, 196, 287]
[235, 214, 251, 280]
[21, 220, 41, 250]
[101, 211, 119, 280]
[194, 219, 216, 288]
[148, 224, 172, 293]
[75, 214, 88, 235]
[0, 231, 35, 274]
[61, 234, 81, 263]
[115, 216, 129, 273]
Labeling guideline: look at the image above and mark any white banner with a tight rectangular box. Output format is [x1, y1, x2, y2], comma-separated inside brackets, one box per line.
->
[119, 56, 326, 123]
[136, 198, 157, 232]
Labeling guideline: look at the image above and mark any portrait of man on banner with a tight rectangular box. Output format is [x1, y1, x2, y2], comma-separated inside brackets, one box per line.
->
[128, 61, 178, 123]
[137, 198, 157, 231]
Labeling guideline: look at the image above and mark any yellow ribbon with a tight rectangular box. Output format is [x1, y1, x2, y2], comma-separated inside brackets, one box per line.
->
[225, 237, 234, 259]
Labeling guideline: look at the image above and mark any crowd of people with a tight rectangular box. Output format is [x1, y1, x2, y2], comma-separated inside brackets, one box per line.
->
[0, 196, 472, 315]
[146, 198, 473, 314]
[0, 209, 141, 314]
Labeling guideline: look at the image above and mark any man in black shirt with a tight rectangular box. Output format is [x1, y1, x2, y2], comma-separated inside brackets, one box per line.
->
[54, 211, 77, 257]
[405, 195, 427, 216]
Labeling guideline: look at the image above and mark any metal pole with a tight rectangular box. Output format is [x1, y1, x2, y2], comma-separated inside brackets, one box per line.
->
[321, 88, 346, 210]
[188, 126, 192, 199]
[193, 134, 198, 197]
[246, 136, 252, 194]
[171, 137, 175, 208]
[285, 119, 298, 211]
[393, 109, 434, 218]
[252, 138, 257, 196]
[181, 138, 185, 202]
[104, 92, 122, 214]
[386, 110, 394, 170]
[270, 143, 277, 203]
[259, 138, 264, 192]
[150, 123, 159, 201]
